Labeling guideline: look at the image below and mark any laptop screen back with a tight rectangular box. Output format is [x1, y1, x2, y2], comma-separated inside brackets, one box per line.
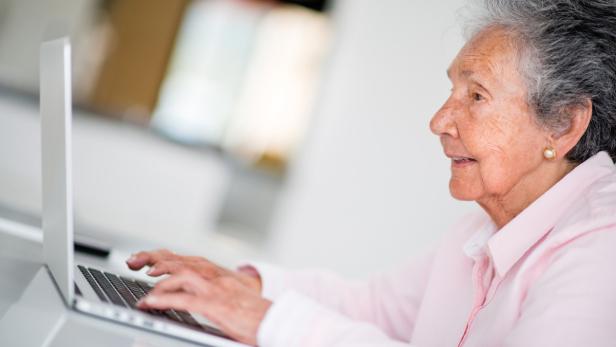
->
[40, 37, 75, 305]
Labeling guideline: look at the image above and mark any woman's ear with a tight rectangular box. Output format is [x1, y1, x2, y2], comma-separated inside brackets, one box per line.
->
[552, 99, 593, 159]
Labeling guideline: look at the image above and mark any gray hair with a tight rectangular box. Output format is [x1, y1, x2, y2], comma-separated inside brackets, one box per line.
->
[465, 0, 616, 163]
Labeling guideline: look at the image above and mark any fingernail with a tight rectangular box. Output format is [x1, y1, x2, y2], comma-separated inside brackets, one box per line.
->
[127, 255, 137, 263]
[137, 296, 157, 307]
[146, 267, 155, 275]
[144, 296, 157, 304]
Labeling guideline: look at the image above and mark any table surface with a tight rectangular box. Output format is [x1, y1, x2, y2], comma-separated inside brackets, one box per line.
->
[0, 224, 220, 347]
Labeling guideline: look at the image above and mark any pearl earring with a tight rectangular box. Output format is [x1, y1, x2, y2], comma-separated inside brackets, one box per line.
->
[543, 147, 556, 160]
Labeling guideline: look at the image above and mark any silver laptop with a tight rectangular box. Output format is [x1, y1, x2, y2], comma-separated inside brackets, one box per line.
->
[40, 37, 247, 347]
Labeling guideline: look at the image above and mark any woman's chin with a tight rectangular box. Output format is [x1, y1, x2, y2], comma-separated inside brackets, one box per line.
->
[449, 181, 480, 201]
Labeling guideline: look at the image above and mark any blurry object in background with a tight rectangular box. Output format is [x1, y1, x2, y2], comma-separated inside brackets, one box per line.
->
[283, 0, 328, 12]
[72, 6, 115, 104]
[150, 0, 331, 239]
[152, 0, 269, 146]
[0, 0, 332, 248]
[153, 0, 331, 173]
[0, 0, 331, 172]
[87, 0, 190, 124]
[222, 4, 330, 173]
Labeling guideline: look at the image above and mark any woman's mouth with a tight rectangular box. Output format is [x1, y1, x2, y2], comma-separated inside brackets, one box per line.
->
[451, 156, 477, 167]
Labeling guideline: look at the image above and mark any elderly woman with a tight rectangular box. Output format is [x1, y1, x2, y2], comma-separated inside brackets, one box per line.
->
[127, 0, 616, 346]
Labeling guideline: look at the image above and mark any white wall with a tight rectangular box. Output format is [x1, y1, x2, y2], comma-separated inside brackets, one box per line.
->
[267, 0, 476, 277]
[0, 0, 97, 92]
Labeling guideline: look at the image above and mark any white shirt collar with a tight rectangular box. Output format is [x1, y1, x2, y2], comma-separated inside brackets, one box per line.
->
[463, 220, 497, 260]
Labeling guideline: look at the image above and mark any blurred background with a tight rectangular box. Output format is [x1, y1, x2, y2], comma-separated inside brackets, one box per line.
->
[0, 0, 474, 277]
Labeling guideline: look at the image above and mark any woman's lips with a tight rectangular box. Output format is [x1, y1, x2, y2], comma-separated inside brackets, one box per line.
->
[451, 156, 477, 168]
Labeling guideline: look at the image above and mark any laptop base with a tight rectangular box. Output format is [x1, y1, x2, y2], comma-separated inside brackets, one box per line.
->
[0, 267, 247, 347]
[0, 267, 67, 346]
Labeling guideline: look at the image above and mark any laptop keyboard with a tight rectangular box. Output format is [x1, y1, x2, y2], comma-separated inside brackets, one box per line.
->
[77, 265, 226, 337]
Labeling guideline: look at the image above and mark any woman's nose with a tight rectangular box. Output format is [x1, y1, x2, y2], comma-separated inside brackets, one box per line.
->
[430, 99, 458, 138]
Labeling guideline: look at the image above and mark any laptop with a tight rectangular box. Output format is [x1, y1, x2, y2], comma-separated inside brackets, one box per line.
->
[40, 37, 248, 347]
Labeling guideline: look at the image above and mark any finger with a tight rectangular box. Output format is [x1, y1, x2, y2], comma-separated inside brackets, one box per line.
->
[137, 293, 194, 312]
[150, 271, 209, 296]
[126, 249, 175, 270]
[159, 257, 226, 280]
[145, 260, 183, 277]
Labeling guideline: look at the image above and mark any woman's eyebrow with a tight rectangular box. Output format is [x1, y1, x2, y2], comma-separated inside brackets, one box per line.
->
[446, 67, 494, 93]
[446, 68, 485, 79]
[461, 69, 481, 79]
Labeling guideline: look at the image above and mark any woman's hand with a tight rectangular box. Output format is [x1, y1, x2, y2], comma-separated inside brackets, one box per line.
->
[126, 249, 269, 345]
[136, 268, 272, 346]
[125, 249, 262, 294]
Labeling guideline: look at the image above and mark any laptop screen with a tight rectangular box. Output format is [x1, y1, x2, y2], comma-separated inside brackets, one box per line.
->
[40, 37, 75, 305]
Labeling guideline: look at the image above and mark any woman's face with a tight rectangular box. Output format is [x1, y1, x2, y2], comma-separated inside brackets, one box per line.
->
[430, 27, 551, 203]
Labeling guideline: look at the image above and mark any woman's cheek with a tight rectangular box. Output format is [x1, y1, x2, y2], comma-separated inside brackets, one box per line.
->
[478, 155, 518, 195]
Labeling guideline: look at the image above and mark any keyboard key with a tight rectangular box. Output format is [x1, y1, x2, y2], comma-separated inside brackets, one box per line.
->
[120, 277, 147, 300]
[82, 267, 227, 337]
[174, 310, 226, 337]
[164, 310, 184, 323]
[175, 310, 200, 326]
[77, 265, 108, 302]
[136, 280, 154, 294]
[200, 323, 228, 338]
[105, 272, 138, 308]
[88, 268, 127, 307]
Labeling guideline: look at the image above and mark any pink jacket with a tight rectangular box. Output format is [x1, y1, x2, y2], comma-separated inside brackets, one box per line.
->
[250, 151, 616, 346]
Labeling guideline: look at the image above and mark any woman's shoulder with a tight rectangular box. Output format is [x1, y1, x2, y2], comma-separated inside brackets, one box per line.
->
[549, 168, 616, 243]
[529, 179, 616, 291]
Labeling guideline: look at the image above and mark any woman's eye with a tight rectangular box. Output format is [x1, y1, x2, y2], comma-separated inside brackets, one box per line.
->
[472, 92, 484, 101]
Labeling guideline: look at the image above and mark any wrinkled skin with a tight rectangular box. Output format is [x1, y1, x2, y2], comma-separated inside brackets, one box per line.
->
[128, 26, 592, 346]
[126, 249, 267, 346]
[430, 26, 590, 228]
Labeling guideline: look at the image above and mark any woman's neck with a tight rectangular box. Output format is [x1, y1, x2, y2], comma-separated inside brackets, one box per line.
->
[478, 160, 576, 229]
